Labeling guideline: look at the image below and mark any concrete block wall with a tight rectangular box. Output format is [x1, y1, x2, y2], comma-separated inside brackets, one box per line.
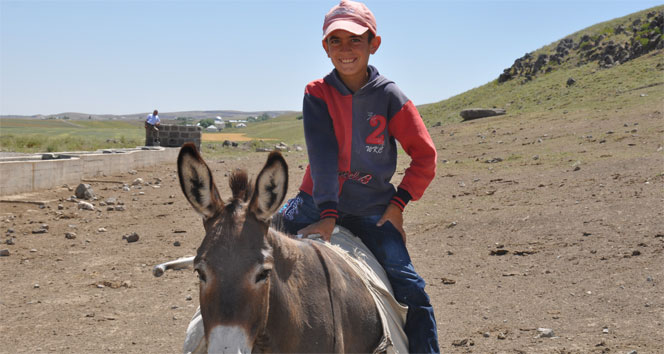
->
[0, 148, 179, 197]
[158, 125, 201, 150]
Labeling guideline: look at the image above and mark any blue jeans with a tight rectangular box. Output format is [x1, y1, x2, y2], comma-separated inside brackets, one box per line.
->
[279, 191, 440, 354]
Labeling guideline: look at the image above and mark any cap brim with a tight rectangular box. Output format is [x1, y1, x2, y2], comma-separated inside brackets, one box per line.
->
[323, 20, 369, 40]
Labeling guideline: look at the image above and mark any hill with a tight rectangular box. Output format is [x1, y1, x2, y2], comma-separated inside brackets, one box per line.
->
[418, 5, 663, 126]
[0, 110, 295, 121]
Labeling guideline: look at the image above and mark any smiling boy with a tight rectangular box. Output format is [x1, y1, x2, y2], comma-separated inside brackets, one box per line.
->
[279, 1, 439, 352]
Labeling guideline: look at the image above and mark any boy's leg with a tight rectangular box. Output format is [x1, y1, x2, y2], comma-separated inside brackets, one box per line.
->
[340, 214, 440, 354]
[276, 191, 320, 235]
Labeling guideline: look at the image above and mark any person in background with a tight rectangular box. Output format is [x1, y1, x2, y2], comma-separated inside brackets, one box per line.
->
[145, 109, 161, 146]
[278, 1, 440, 352]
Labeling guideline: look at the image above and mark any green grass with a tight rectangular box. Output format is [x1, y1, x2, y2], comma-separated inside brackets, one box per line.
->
[0, 119, 144, 153]
[223, 113, 305, 145]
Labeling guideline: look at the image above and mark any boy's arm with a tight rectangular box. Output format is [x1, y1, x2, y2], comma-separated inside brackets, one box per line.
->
[388, 100, 437, 210]
[303, 89, 340, 221]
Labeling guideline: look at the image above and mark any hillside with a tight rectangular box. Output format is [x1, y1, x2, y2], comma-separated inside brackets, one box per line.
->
[418, 5, 663, 126]
[0, 110, 295, 122]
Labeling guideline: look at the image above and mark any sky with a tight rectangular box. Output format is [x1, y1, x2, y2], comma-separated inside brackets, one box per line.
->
[1, 0, 661, 116]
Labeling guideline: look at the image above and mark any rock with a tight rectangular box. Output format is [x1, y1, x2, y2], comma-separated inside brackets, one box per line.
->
[0, 249, 10, 256]
[490, 249, 509, 256]
[98, 228, 107, 233]
[128, 170, 137, 175]
[33, 283, 40, 288]
[65, 232, 77, 240]
[75, 184, 95, 200]
[58, 204, 64, 210]
[78, 201, 95, 211]
[173, 241, 181, 247]
[6, 238, 15, 245]
[566, 77, 576, 86]
[451, 338, 473, 347]
[460, 108, 506, 120]
[122, 185, 131, 192]
[114, 205, 125, 211]
[185, 295, 193, 301]
[105, 197, 117, 205]
[537, 328, 555, 338]
[485, 157, 503, 163]
[122, 232, 139, 243]
[32, 228, 48, 234]
[132, 178, 144, 186]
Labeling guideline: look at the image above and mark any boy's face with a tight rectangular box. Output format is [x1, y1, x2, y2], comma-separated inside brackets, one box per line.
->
[323, 30, 381, 87]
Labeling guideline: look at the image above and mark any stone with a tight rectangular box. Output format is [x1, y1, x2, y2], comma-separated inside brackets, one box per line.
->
[122, 232, 139, 243]
[75, 184, 95, 200]
[0, 249, 10, 257]
[567, 77, 576, 86]
[132, 178, 144, 186]
[537, 328, 555, 338]
[460, 108, 506, 120]
[105, 197, 117, 205]
[65, 232, 77, 240]
[78, 201, 95, 211]
[114, 205, 125, 211]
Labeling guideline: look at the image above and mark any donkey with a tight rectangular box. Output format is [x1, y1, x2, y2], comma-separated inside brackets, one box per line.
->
[176, 143, 384, 353]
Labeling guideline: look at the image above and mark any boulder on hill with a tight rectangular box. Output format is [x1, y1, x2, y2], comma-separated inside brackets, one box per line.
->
[460, 108, 506, 121]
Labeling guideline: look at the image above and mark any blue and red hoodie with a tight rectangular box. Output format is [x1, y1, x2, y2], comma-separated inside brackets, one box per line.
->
[300, 65, 437, 219]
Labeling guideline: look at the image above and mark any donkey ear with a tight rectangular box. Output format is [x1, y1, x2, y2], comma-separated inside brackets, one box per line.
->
[177, 143, 223, 219]
[250, 151, 288, 222]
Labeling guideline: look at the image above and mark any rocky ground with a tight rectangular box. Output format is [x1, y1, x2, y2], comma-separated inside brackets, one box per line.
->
[1, 103, 662, 353]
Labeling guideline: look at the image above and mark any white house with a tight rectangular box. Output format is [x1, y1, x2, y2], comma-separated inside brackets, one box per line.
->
[213, 116, 225, 130]
[206, 125, 219, 132]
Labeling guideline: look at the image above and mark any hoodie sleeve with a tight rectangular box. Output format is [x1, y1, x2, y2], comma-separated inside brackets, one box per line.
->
[303, 84, 340, 219]
[388, 100, 437, 208]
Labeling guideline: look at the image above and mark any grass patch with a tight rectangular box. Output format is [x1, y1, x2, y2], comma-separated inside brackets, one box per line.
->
[0, 119, 144, 153]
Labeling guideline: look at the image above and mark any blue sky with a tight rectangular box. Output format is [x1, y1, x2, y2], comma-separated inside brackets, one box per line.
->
[1, 0, 661, 116]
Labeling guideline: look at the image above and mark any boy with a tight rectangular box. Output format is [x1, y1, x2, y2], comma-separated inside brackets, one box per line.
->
[280, 1, 440, 352]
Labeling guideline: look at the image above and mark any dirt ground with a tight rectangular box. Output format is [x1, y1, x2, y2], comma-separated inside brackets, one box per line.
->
[1, 104, 662, 354]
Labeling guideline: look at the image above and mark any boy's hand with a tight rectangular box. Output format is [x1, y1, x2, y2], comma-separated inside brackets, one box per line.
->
[377, 204, 407, 245]
[298, 217, 336, 242]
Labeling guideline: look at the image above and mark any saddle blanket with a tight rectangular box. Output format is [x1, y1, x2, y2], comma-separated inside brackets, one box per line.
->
[183, 226, 409, 353]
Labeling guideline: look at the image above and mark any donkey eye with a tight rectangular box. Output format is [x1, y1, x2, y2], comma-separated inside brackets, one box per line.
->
[255, 269, 271, 283]
[195, 269, 207, 283]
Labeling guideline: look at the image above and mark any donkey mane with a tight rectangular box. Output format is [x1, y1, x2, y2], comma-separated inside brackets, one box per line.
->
[228, 169, 252, 202]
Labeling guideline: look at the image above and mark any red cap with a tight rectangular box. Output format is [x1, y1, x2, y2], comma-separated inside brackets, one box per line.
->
[323, 0, 377, 40]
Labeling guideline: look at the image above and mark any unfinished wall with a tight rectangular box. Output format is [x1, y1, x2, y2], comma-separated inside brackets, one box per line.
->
[157, 125, 201, 150]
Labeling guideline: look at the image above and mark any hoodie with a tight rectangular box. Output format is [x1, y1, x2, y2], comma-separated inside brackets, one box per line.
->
[299, 65, 437, 218]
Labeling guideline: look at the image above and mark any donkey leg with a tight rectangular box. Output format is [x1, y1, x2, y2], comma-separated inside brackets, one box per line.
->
[153, 256, 195, 277]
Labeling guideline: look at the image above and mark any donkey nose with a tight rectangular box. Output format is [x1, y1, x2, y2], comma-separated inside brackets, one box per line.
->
[207, 325, 251, 354]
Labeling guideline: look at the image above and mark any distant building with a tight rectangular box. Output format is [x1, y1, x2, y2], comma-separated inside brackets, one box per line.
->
[236, 123, 247, 128]
[206, 125, 219, 132]
[214, 116, 225, 130]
